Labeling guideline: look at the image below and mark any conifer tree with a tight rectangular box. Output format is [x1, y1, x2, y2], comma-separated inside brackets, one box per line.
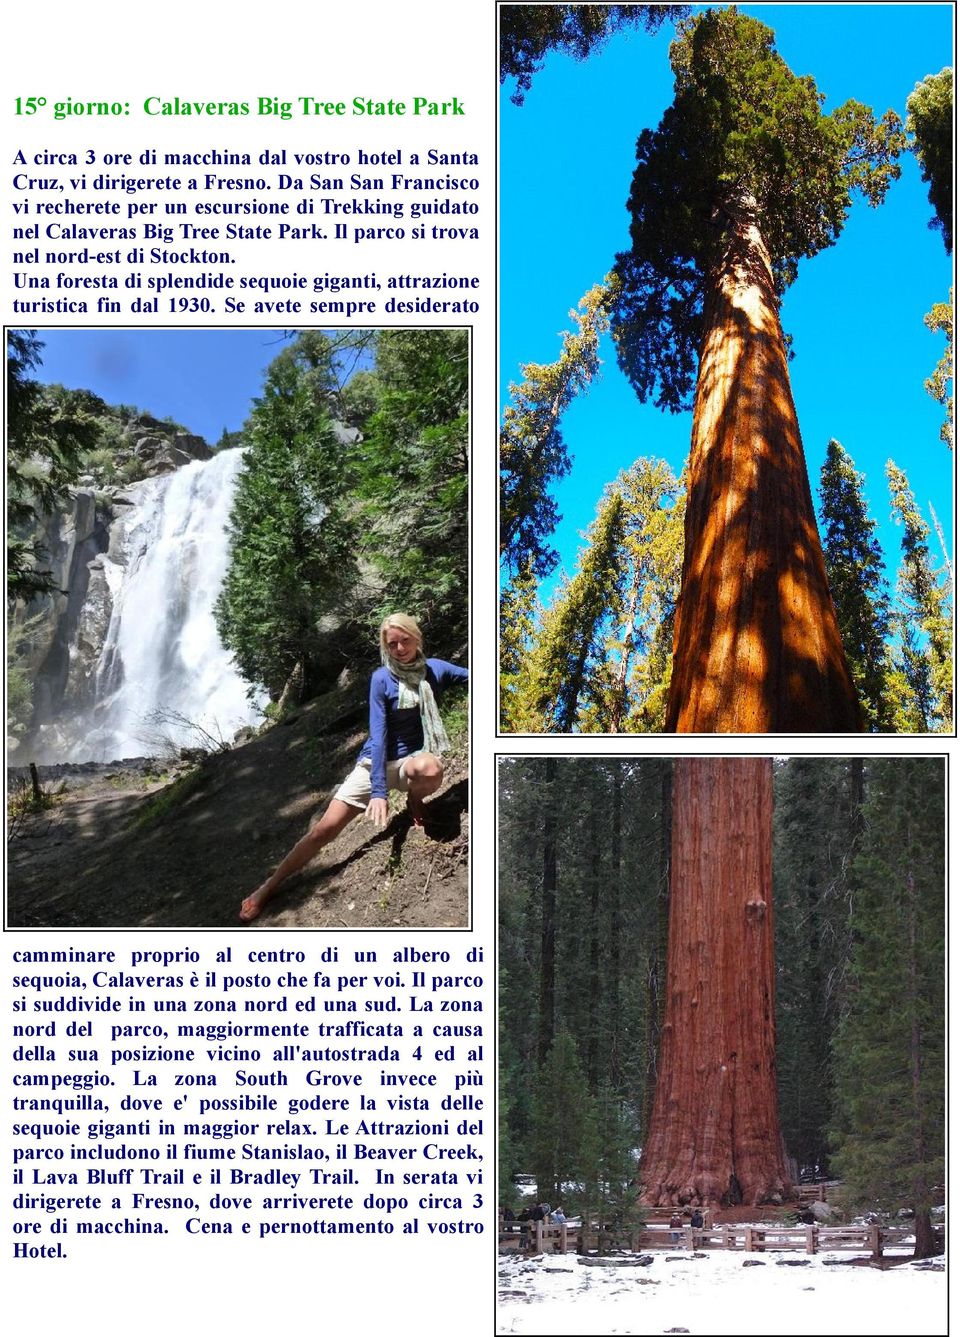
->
[886, 462, 952, 731]
[499, 561, 540, 732]
[215, 335, 356, 697]
[923, 292, 954, 451]
[818, 440, 894, 731]
[7, 332, 106, 604]
[500, 281, 616, 578]
[498, 757, 670, 1198]
[357, 329, 468, 650]
[579, 459, 684, 732]
[585, 1083, 644, 1240]
[498, 1018, 526, 1191]
[498, 757, 549, 1173]
[500, 5, 682, 105]
[830, 758, 945, 1258]
[773, 757, 860, 1176]
[612, 9, 904, 731]
[908, 73, 953, 453]
[906, 68, 953, 252]
[514, 491, 626, 731]
[639, 757, 790, 1206]
[529, 1032, 599, 1204]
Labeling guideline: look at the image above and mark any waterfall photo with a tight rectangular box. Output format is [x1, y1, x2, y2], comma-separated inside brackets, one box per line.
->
[7, 327, 470, 930]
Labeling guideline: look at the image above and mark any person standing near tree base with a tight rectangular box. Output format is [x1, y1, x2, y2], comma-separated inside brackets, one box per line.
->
[239, 613, 468, 923]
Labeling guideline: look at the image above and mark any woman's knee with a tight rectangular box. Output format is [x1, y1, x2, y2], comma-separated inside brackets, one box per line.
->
[405, 753, 444, 787]
[311, 799, 361, 842]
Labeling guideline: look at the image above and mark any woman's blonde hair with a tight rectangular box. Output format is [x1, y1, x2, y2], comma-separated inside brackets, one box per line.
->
[379, 613, 423, 656]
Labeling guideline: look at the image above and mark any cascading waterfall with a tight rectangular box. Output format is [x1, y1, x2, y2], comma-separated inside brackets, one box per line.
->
[67, 449, 264, 761]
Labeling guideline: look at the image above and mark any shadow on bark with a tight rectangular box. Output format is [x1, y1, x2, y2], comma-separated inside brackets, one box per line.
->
[665, 236, 861, 734]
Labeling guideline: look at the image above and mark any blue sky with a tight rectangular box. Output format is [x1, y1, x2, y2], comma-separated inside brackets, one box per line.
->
[18, 328, 347, 442]
[500, 3, 954, 600]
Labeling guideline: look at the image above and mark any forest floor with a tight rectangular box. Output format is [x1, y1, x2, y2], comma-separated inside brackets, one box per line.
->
[7, 687, 469, 930]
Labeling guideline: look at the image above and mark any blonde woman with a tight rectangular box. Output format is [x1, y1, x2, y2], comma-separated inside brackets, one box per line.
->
[239, 614, 468, 923]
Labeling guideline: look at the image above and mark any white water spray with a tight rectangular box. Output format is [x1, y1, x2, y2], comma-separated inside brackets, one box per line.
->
[70, 449, 264, 761]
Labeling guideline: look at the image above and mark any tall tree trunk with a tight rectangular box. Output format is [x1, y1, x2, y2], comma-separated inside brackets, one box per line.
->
[537, 769, 557, 1068]
[639, 757, 791, 1206]
[556, 640, 590, 732]
[610, 579, 641, 732]
[641, 762, 672, 1141]
[586, 797, 602, 1088]
[608, 765, 623, 1090]
[665, 195, 862, 733]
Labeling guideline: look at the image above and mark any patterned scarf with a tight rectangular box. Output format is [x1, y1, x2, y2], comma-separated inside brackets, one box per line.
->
[382, 648, 451, 756]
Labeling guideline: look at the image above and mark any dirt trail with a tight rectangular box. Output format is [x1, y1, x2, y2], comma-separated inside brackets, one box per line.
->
[7, 694, 469, 931]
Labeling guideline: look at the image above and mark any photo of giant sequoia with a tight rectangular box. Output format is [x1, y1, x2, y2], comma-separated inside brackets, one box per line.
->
[497, 754, 945, 1305]
[7, 327, 469, 930]
[498, 4, 953, 736]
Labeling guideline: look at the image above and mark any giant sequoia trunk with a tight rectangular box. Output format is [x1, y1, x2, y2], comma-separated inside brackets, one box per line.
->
[665, 196, 862, 733]
[638, 758, 791, 1207]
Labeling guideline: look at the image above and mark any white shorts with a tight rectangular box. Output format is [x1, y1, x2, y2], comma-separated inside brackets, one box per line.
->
[334, 755, 417, 810]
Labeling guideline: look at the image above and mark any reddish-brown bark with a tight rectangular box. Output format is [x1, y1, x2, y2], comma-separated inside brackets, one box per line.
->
[665, 197, 862, 733]
[638, 758, 791, 1207]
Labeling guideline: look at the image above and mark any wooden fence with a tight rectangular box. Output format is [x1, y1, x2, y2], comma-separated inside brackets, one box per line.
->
[796, 1180, 843, 1205]
[499, 1219, 912, 1259]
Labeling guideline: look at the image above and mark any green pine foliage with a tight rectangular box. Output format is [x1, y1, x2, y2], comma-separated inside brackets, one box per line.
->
[216, 427, 244, 451]
[215, 329, 468, 701]
[502, 459, 683, 733]
[500, 280, 617, 578]
[7, 332, 106, 604]
[818, 440, 895, 730]
[773, 757, 861, 1176]
[830, 759, 944, 1250]
[500, 4, 683, 105]
[924, 291, 954, 450]
[581, 458, 684, 733]
[214, 338, 357, 698]
[499, 758, 670, 1206]
[886, 461, 953, 731]
[356, 329, 468, 652]
[512, 491, 626, 732]
[6, 612, 48, 750]
[586, 1084, 645, 1237]
[612, 7, 905, 411]
[499, 561, 540, 731]
[529, 1031, 600, 1204]
[498, 1010, 527, 1192]
[906, 68, 953, 252]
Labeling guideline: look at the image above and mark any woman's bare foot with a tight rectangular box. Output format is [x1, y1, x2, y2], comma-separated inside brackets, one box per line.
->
[239, 885, 273, 923]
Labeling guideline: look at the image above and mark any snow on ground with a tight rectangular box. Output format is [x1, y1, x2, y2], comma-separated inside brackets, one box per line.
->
[497, 1247, 946, 1336]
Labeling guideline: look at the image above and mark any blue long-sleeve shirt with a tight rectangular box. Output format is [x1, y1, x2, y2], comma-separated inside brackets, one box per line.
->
[357, 658, 469, 799]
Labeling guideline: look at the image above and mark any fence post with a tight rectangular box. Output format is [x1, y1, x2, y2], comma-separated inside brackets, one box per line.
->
[805, 1226, 816, 1255]
[745, 1227, 755, 1253]
[868, 1226, 882, 1260]
[559, 1222, 568, 1254]
[534, 1219, 544, 1254]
